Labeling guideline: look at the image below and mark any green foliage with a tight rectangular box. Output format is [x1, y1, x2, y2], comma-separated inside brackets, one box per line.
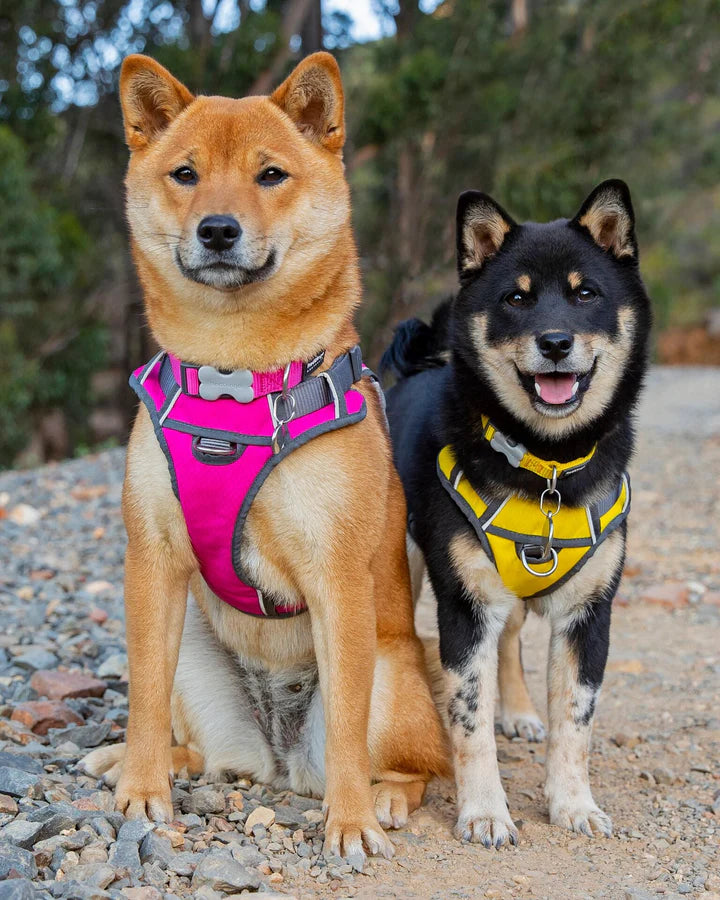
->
[0, 125, 104, 464]
[346, 0, 720, 353]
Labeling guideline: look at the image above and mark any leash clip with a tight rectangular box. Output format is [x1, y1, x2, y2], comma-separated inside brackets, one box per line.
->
[271, 362, 297, 454]
[521, 466, 561, 577]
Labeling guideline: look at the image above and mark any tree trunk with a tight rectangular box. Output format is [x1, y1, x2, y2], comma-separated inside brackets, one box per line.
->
[250, 0, 318, 95]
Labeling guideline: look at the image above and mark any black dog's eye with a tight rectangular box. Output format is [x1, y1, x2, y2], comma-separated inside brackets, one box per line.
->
[505, 291, 533, 308]
[576, 287, 597, 302]
[257, 167, 288, 186]
[171, 166, 198, 185]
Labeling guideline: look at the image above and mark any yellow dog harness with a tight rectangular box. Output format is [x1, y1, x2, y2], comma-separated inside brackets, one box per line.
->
[437, 420, 630, 599]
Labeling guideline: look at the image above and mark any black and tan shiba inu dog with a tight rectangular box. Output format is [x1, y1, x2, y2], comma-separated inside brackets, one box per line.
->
[381, 180, 651, 847]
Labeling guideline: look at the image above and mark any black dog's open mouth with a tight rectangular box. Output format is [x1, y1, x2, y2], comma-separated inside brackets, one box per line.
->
[517, 359, 597, 408]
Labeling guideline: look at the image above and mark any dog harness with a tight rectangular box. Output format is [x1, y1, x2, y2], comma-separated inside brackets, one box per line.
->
[130, 346, 370, 618]
[437, 417, 630, 599]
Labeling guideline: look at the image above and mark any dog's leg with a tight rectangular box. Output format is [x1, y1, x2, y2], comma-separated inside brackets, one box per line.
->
[544, 590, 613, 837]
[497, 599, 545, 742]
[306, 566, 394, 862]
[432, 535, 516, 847]
[114, 537, 191, 821]
[368, 476, 449, 829]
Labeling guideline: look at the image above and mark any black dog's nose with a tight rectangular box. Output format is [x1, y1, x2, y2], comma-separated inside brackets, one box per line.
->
[197, 215, 241, 252]
[537, 331, 574, 362]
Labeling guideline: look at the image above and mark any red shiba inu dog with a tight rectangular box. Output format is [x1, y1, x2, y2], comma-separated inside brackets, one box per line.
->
[83, 52, 447, 863]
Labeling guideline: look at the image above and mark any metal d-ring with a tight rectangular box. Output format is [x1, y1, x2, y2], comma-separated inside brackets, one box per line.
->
[520, 545, 559, 577]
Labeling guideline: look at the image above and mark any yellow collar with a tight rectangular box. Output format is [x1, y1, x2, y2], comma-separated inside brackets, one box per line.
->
[480, 415, 596, 480]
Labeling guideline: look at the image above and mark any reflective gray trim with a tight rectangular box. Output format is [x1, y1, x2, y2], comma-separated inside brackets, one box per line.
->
[436, 457, 497, 569]
[129, 371, 180, 501]
[231, 395, 368, 585]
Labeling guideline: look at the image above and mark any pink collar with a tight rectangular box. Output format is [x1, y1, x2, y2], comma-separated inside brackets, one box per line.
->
[167, 351, 325, 403]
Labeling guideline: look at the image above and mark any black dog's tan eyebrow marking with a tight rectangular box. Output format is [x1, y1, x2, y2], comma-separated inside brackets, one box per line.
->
[516, 274, 531, 293]
[568, 271, 583, 290]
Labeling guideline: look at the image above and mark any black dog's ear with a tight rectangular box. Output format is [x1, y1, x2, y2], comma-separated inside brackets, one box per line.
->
[571, 179, 636, 259]
[456, 191, 517, 277]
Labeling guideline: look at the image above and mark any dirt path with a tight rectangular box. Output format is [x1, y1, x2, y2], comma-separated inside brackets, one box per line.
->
[0, 366, 718, 900]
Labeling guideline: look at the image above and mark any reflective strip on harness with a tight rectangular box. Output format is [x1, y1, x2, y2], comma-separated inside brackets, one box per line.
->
[130, 348, 368, 618]
[437, 445, 630, 599]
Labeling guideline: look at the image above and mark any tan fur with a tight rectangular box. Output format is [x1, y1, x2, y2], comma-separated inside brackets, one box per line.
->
[104, 52, 448, 859]
[578, 191, 635, 258]
[516, 274, 532, 293]
[471, 307, 638, 439]
[461, 203, 511, 272]
[568, 270, 583, 290]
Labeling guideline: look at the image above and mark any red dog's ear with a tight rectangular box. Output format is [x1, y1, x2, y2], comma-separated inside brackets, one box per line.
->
[271, 53, 345, 155]
[571, 179, 637, 259]
[120, 55, 194, 151]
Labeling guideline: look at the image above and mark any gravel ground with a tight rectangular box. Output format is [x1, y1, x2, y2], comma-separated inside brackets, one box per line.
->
[0, 365, 718, 900]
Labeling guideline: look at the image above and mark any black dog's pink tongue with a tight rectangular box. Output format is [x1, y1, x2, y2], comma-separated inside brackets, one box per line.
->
[535, 373, 577, 404]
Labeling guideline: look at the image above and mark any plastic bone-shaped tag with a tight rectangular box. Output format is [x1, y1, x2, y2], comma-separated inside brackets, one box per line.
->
[197, 366, 255, 402]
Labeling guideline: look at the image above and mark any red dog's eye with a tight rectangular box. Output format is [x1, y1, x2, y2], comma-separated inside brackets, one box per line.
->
[258, 167, 288, 186]
[171, 166, 198, 185]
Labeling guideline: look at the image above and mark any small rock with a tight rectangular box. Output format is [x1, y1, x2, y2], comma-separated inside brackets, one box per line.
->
[117, 820, 155, 844]
[0, 878, 36, 900]
[8, 504, 42, 526]
[10, 700, 84, 736]
[139, 831, 174, 868]
[14, 649, 59, 671]
[97, 654, 128, 680]
[108, 839, 143, 876]
[30, 670, 107, 701]
[0, 795, 18, 815]
[89, 607, 109, 625]
[652, 766, 675, 785]
[85, 580, 114, 595]
[640, 583, 689, 609]
[122, 889, 163, 900]
[186, 787, 226, 816]
[0, 767, 40, 798]
[191, 851, 261, 893]
[243, 805, 275, 835]
[0, 754, 42, 775]
[0, 819, 43, 849]
[51, 722, 111, 748]
[0, 840, 37, 879]
[63, 861, 116, 889]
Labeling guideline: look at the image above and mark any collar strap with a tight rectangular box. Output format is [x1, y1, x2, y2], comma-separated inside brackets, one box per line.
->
[481, 415, 596, 480]
[168, 351, 325, 403]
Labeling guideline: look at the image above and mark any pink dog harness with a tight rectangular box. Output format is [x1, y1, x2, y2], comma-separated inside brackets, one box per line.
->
[130, 346, 370, 618]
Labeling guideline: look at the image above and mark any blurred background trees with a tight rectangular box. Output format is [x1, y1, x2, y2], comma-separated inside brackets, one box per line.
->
[1, 0, 719, 467]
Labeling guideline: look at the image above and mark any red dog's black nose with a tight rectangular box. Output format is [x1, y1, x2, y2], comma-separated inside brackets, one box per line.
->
[197, 215, 241, 252]
[537, 331, 573, 362]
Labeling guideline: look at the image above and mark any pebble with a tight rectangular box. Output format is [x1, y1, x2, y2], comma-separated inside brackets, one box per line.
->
[0, 767, 40, 798]
[0, 388, 718, 898]
[243, 805, 275, 835]
[10, 701, 83, 736]
[30, 670, 107, 701]
[0, 819, 43, 849]
[191, 850, 261, 893]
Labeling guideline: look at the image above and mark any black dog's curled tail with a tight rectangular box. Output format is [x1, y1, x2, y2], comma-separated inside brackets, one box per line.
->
[379, 298, 453, 380]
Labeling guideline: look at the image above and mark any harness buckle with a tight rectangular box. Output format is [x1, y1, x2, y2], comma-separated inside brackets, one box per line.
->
[197, 365, 255, 403]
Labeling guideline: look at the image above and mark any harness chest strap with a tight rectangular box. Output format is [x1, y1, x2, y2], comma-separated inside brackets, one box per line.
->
[437, 444, 630, 600]
[131, 345, 372, 619]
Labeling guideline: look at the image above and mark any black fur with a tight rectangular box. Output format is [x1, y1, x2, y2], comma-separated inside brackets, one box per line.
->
[384, 180, 651, 672]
